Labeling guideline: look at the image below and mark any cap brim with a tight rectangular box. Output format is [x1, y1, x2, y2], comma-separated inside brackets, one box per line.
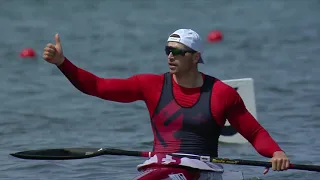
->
[198, 56, 204, 63]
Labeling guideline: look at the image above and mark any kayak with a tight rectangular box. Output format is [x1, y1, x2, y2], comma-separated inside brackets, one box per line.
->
[134, 168, 244, 180]
[137, 153, 244, 179]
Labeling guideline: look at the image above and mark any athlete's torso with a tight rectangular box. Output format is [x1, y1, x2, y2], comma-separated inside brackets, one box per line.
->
[137, 72, 228, 172]
[150, 72, 221, 156]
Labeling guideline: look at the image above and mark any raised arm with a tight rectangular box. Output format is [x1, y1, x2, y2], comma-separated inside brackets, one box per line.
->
[43, 33, 144, 103]
[57, 58, 144, 102]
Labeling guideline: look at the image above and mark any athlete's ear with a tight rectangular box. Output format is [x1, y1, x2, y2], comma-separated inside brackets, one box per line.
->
[193, 52, 201, 64]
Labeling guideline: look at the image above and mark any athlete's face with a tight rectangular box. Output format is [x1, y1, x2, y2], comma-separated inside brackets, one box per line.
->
[166, 42, 200, 74]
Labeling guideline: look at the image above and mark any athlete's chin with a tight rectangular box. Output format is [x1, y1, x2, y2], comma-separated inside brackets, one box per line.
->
[169, 69, 179, 74]
[169, 69, 175, 74]
[169, 66, 179, 74]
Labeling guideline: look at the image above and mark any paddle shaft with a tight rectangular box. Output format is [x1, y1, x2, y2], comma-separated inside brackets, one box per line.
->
[101, 148, 320, 172]
[210, 158, 320, 172]
[11, 148, 320, 172]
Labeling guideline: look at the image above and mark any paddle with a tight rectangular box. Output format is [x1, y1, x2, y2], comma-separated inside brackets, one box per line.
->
[10, 147, 320, 172]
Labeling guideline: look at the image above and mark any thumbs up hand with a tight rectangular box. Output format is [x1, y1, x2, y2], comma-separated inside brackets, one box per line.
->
[43, 33, 65, 66]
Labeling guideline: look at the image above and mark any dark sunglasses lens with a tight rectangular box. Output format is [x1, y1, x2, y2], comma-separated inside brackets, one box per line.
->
[171, 48, 182, 56]
[165, 46, 170, 55]
[165, 46, 184, 56]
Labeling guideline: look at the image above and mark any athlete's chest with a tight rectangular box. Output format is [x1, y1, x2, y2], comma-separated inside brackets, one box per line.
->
[152, 99, 215, 133]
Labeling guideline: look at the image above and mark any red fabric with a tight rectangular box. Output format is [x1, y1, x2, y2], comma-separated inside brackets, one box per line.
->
[58, 57, 283, 158]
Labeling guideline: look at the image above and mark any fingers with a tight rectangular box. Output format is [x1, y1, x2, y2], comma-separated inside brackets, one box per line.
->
[44, 43, 56, 53]
[44, 44, 56, 54]
[43, 54, 51, 60]
[270, 158, 290, 172]
[43, 43, 56, 60]
[45, 43, 55, 49]
[266, 151, 290, 174]
[44, 46, 55, 54]
[277, 159, 283, 170]
[43, 51, 53, 57]
[281, 159, 287, 170]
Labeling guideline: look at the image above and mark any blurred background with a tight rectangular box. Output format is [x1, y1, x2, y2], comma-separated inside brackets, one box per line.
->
[0, 0, 319, 179]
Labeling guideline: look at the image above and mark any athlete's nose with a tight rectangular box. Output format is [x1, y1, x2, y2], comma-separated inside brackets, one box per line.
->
[168, 52, 174, 61]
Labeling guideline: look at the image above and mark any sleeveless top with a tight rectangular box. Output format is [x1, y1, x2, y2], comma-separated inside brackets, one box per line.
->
[137, 73, 224, 172]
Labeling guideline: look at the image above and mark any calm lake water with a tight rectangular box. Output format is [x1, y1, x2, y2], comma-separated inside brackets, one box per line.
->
[1, 0, 320, 179]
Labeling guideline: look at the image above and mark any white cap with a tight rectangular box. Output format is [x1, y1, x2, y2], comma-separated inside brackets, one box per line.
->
[167, 29, 204, 63]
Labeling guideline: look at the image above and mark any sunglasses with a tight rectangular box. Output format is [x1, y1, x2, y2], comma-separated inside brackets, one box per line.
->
[165, 46, 196, 56]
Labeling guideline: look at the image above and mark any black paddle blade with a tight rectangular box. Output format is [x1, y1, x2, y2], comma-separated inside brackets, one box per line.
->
[10, 148, 105, 160]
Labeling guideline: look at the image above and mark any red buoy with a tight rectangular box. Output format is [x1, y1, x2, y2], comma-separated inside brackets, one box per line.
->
[20, 48, 36, 58]
[207, 30, 223, 43]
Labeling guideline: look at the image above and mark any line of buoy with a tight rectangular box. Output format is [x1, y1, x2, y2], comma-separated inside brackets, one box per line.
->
[207, 30, 223, 43]
[18, 30, 222, 59]
[20, 48, 36, 58]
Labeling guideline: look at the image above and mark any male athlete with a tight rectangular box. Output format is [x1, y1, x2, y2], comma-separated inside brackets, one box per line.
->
[43, 29, 290, 179]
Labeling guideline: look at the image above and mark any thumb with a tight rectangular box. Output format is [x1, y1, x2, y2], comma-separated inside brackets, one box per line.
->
[55, 33, 62, 48]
